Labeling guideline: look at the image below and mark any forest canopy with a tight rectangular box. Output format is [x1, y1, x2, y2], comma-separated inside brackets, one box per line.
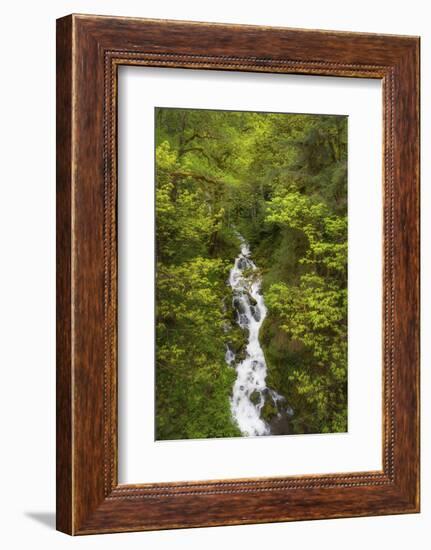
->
[155, 107, 348, 440]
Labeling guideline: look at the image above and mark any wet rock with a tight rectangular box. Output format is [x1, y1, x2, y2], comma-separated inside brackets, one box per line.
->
[249, 391, 261, 406]
[261, 398, 278, 422]
[269, 412, 292, 435]
[235, 347, 248, 363]
[238, 257, 248, 270]
[285, 405, 294, 417]
[250, 305, 261, 322]
[248, 295, 257, 307]
[238, 313, 249, 327]
[233, 296, 248, 314]
[225, 346, 235, 365]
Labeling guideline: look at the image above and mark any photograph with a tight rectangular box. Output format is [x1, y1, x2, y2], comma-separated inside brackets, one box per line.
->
[0, 2, 422, 544]
[155, 107, 348, 440]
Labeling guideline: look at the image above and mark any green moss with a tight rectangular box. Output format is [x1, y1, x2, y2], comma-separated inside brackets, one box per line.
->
[249, 391, 261, 406]
[228, 323, 248, 361]
[261, 397, 278, 422]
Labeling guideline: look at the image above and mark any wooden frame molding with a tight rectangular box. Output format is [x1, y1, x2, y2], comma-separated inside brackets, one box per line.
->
[56, 14, 420, 535]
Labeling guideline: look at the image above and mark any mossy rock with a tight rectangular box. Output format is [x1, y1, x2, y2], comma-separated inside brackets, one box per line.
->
[232, 296, 248, 315]
[241, 266, 254, 278]
[228, 324, 248, 360]
[248, 294, 257, 307]
[261, 397, 278, 422]
[236, 347, 248, 363]
[249, 390, 261, 406]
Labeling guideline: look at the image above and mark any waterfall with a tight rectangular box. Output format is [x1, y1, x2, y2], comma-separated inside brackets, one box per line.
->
[226, 235, 286, 436]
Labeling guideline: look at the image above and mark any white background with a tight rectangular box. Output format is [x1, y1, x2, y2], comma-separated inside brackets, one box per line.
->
[118, 68, 382, 483]
[0, 1, 428, 548]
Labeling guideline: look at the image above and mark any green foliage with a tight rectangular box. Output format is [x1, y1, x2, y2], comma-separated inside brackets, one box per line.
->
[156, 258, 241, 439]
[155, 107, 348, 438]
[259, 119, 348, 434]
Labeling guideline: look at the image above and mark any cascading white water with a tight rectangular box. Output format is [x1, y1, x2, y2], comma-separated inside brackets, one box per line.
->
[227, 235, 282, 436]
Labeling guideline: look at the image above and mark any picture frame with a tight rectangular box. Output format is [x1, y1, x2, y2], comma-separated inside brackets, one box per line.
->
[56, 14, 420, 535]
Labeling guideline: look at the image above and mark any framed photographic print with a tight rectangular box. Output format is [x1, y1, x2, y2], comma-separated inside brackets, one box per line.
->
[56, 14, 420, 535]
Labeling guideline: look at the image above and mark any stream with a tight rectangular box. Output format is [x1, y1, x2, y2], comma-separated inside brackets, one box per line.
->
[226, 235, 291, 436]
